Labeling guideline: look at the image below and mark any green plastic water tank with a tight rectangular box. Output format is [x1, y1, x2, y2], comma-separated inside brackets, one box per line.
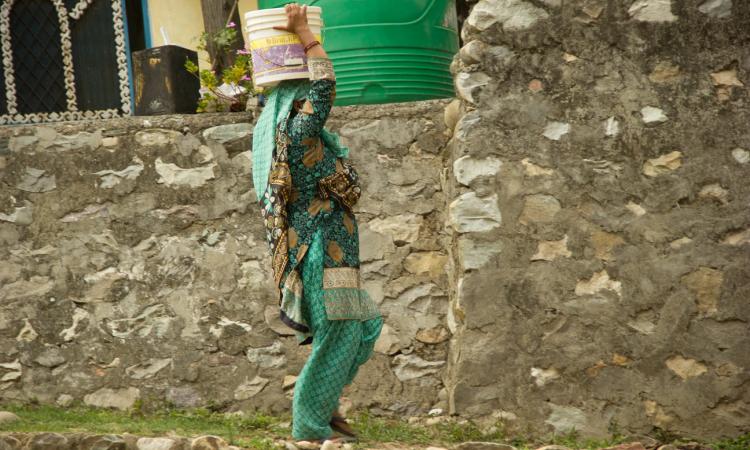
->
[256, 0, 459, 105]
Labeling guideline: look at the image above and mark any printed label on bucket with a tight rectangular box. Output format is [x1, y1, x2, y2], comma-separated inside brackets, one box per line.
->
[250, 34, 322, 77]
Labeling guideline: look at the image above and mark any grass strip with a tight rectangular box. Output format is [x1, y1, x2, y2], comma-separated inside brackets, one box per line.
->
[0, 402, 746, 450]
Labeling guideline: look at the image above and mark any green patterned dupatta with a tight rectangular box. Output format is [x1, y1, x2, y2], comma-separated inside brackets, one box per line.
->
[252, 79, 350, 204]
[252, 80, 310, 203]
[252, 64, 377, 344]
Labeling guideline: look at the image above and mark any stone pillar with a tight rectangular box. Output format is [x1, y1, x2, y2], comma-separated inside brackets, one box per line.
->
[445, 0, 749, 440]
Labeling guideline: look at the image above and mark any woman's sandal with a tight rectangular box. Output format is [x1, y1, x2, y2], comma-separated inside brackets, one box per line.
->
[330, 413, 357, 438]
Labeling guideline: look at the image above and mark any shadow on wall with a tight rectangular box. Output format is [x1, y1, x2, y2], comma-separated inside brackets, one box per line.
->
[457, 0, 480, 44]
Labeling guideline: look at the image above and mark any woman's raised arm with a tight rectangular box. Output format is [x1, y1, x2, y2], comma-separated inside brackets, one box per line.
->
[275, 3, 336, 139]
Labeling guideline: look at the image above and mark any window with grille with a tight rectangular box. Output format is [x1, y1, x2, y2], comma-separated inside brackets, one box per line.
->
[0, 0, 131, 124]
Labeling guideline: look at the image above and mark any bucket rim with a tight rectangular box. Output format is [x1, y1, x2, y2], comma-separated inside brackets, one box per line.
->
[246, 24, 322, 35]
[254, 71, 310, 88]
[246, 18, 323, 28]
[245, 6, 322, 18]
[246, 16, 323, 23]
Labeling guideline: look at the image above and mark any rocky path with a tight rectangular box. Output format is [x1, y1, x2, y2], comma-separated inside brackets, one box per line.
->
[0, 432, 715, 450]
[0, 408, 719, 450]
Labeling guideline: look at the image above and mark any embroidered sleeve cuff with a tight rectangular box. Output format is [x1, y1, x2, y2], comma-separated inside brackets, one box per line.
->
[308, 57, 336, 81]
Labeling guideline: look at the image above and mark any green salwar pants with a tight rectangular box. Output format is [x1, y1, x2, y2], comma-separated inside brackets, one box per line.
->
[291, 230, 384, 440]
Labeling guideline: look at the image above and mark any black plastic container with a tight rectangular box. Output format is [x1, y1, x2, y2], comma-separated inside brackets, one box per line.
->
[132, 45, 200, 115]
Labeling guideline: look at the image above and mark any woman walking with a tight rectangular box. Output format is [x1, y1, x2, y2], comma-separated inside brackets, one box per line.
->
[251, 3, 383, 448]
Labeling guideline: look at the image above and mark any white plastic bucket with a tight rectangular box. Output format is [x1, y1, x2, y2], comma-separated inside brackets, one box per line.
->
[244, 7, 323, 88]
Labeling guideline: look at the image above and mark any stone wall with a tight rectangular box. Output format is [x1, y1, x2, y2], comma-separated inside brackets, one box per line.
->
[2, 0, 750, 442]
[446, 0, 749, 440]
[0, 100, 452, 417]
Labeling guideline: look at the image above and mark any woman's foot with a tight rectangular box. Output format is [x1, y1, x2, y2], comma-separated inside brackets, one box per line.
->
[329, 413, 357, 438]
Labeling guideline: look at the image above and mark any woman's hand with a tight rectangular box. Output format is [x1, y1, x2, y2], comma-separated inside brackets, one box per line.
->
[274, 2, 329, 59]
[273, 3, 310, 34]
